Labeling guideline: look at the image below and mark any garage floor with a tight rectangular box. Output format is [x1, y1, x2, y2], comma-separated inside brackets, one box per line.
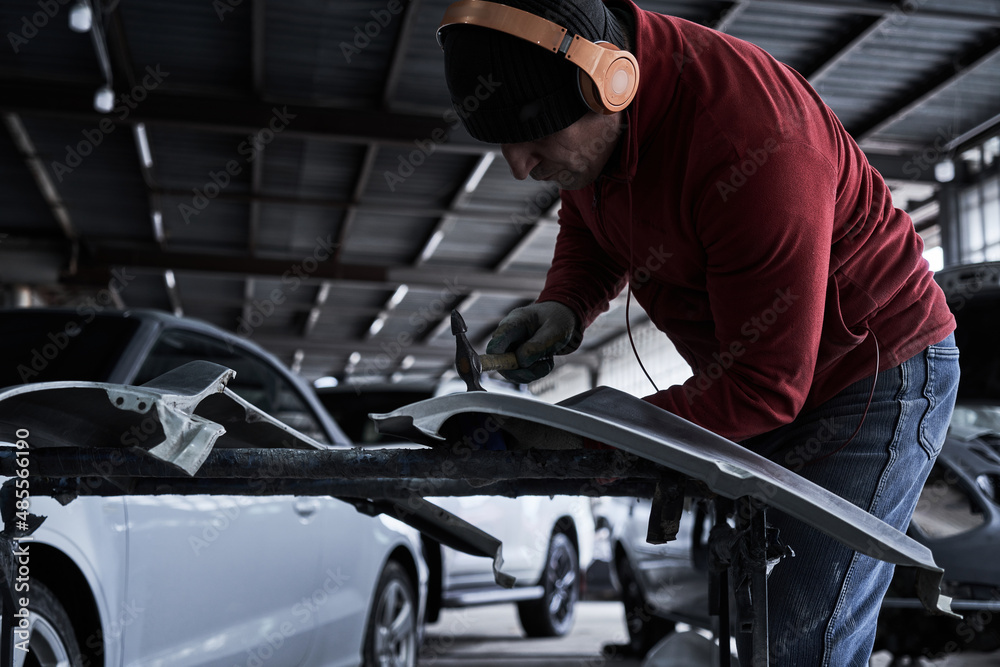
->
[420, 602, 1000, 666]
[420, 601, 642, 667]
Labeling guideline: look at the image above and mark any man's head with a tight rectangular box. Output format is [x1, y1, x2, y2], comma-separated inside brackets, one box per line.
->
[439, 0, 630, 188]
[500, 112, 623, 190]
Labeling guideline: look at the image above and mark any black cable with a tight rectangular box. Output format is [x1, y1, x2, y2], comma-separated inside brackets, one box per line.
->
[805, 329, 880, 466]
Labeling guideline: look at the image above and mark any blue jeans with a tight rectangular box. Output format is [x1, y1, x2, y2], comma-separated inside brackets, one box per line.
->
[737, 333, 960, 666]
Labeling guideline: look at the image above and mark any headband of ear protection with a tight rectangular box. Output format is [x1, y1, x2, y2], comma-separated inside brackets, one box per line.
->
[437, 0, 639, 115]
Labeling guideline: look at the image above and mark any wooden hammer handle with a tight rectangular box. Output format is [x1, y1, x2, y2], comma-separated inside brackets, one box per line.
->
[478, 352, 519, 372]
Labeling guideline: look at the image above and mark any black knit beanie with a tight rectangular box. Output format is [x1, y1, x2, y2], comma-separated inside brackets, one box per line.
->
[440, 0, 627, 144]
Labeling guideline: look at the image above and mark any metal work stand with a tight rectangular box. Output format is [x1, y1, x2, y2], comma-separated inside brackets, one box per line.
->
[0, 537, 15, 667]
[709, 496, 784, 667]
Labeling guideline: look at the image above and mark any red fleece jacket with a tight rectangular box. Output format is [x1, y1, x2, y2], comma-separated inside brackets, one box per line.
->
[537, 2, 955, 442]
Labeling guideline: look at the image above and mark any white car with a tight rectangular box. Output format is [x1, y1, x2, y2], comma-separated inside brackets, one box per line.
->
[320, 379, 596, 638]
[0, 308, 427, 667]
[426, 493, 595, 637]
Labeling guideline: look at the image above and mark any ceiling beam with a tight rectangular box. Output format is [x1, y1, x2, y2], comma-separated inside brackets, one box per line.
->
[381, 0, 422, 109]
[83, 247, 546, 295]
[105, 4, 138, 90]
[0, 78, 481, 152]
[252, 0, 266, 97]
[2, 114, 77, 244]
[750, 0, 1000, 27]
[713, 1, 750, 33]
[852, 34, 1000, 143]
[804, 15, 887, 84]
[151, 187, 531, 222]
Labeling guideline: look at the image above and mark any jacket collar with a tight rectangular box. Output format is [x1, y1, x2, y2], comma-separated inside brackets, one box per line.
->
[603, 0, 680, 183]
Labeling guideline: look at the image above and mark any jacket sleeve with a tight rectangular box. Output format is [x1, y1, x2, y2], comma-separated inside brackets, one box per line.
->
[644, 141, 837, 442]
[537, 192, 629, 338]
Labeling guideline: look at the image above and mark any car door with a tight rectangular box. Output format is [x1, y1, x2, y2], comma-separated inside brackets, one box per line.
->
[432, 495, 553, 587]
[121, 328, 329, 666]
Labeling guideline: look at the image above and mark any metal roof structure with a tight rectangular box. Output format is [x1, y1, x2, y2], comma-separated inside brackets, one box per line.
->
[2, 0, 999, 388]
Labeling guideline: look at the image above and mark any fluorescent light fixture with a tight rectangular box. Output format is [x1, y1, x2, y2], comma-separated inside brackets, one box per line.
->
[151, 210, 164, 243]
[164, 269, 176, 289]
[307, 308, 321, 326]
[316, 282, 331, 305]
[391, 372, 404, 383]
[314, 376, 339, 389]
[69, 1, 92, 32]
[400, 355, 415, 370]
[93, 85, 114, 113]
[934, 159, 955, 183]
[387, 284, 409, 309]
[348, 351, 361, 365]
[368, 314, 386, 336]
[419, 230, 445, 263]
[464, 152, 495, 193]
[134, 123, 153, 168]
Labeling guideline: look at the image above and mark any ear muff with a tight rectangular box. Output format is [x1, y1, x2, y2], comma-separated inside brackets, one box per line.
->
[576, 41, 638, 114]
[439, 0, 639, 115]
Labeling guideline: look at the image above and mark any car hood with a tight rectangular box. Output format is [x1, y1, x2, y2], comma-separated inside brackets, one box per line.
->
[0, 361, 516, 588]
[372, 386, 959, 617]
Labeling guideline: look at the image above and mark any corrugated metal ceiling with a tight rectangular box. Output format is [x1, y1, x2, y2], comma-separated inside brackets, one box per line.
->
[1, 0, 999, 388]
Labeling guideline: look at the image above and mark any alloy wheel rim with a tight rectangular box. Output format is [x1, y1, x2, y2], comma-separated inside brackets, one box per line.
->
[374, 579, 415, 667]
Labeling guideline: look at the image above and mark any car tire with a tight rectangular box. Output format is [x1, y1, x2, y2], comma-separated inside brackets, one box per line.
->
[517, 531, 579, 638]
[20, 579, 84, 667]
[363, 560, 417, 667]
[616, 551, 675, 656]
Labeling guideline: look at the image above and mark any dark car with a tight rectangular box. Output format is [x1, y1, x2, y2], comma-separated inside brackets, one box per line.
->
[1, 308, 427, 667]
[601, 262, 1000, 660]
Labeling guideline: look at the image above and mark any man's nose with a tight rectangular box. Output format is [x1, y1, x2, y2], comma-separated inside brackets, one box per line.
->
[501, 143, 540, 181]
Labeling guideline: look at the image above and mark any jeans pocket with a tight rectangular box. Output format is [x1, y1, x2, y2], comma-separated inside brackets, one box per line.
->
[918, 338, 960, 460]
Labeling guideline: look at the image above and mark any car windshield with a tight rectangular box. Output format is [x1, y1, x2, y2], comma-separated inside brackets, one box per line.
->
[952, 404, 1000, 434]
[0, 311, 140, 388]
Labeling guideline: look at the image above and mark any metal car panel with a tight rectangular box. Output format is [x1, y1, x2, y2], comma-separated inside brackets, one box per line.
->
[371, 385, 957, 617]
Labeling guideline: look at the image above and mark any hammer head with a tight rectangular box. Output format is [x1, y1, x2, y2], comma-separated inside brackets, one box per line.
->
[451, 310, 484, 391]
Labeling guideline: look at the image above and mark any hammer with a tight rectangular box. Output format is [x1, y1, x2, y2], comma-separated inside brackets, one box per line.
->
[451, 310, 519, 392]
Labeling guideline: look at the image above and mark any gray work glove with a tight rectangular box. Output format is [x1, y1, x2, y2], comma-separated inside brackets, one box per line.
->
[486, 301, 580, 384]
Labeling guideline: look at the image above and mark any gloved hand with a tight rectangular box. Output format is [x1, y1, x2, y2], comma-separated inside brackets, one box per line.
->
[486, 301, 579, 384]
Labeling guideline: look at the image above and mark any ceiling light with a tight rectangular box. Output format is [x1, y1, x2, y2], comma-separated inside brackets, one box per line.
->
[151, 210, 164, 243]
[400, 355, 415, 370]
[934, 159, 955, 183]
[387, 284, 409, 309]
[93, 85, 114, 113]
[419, 230, 445, 263]
[68, 1, 92, 33]
[368, 314, 386, 336]
[164, 269, 176, 289]
[348, 352, 361, 365]
[315, 282, 331, 305]
[134, 123, 153, 168]
[463, 152, 495, 193]
[314, 376, 339, 389]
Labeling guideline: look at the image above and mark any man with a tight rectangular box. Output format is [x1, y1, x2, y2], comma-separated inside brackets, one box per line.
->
[438, 0, 960, 664]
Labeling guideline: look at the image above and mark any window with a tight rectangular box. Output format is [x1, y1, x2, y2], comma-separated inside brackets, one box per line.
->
[959, 173, 1000, 263]
[133, 329, 329, 444]
[910, 464, 985, 539]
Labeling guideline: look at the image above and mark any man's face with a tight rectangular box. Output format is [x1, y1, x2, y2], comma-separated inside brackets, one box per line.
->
[500, 112, 622, 191]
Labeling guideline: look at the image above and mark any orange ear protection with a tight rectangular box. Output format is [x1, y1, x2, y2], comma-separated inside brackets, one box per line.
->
[438, 0, 639, 115]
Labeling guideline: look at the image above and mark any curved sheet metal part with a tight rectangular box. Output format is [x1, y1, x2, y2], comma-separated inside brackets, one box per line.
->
[371, 386, 958, 617]
[0, 362, 518, 586]
[0, 361, 322, 475]
[359, 497, 515, 589]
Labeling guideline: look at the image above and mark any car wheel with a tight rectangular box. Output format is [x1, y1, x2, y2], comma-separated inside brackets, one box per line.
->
[518, 531, 579, 638]
[616, 551, 675, 656]
[363, 561, 417, 667]
[17, 579, 84, 667]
